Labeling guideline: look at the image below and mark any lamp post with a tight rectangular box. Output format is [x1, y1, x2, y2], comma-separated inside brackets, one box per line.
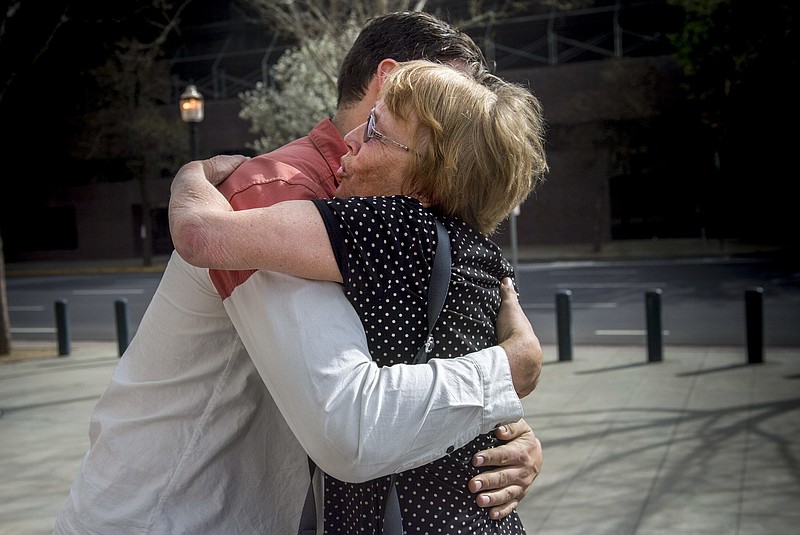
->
[180, 84, 204, 160]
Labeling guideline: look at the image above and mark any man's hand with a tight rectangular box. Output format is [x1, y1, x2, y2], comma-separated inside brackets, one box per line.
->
[497, 277, 542, 397]
[470, 419, 542, 520]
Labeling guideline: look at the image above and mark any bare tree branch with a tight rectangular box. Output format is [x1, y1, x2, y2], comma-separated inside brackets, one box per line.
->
[0, 1, 70, 105]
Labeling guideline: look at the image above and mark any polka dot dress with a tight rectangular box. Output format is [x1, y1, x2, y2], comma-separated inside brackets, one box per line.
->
[312, 196, 525, 534]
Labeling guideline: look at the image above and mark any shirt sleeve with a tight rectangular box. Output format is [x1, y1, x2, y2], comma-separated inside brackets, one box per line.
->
[223, 270, 523, 483]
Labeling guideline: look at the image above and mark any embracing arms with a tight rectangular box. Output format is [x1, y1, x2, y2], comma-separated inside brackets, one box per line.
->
[170, 155, 543, 518]
[170, 155, 540, 397]
[223, 269, 540, 518]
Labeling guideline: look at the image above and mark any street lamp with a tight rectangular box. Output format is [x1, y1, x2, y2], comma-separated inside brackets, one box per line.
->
[179, 84, 204, 160]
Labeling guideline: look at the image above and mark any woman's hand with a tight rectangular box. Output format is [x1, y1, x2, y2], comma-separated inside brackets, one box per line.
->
[200, 155, 250, 187]
[169, 156, 245, 268]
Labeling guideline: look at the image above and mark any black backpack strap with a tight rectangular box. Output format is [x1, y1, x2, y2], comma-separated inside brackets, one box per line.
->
[297, 458, 320, 535]
[413, 218, 452, 365]
[382, 474, 404, 533]
[384, 219, 452, 534]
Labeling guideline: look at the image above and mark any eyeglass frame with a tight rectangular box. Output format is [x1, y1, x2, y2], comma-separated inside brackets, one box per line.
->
[363, 108, 410, 152]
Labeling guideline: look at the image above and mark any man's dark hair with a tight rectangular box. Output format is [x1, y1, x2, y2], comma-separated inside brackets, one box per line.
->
[337, 11, 489, 107]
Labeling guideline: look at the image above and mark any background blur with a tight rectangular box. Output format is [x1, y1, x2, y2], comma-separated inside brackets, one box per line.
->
[1, 0, 796, 264]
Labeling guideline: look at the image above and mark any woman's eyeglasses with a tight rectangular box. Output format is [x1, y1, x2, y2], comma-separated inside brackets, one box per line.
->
[363, 108, 410, 152]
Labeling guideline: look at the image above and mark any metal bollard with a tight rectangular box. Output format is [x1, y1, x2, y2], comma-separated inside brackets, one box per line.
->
[745, 287, 764, 364]
[555, 289, 573, 361]
[115, 299, 130, 357]
[645, 289, 663, 362]
[55, 299, 71, 357]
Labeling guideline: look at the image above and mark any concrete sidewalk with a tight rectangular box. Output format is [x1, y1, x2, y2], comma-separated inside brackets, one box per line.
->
[1, 342, 798, 534]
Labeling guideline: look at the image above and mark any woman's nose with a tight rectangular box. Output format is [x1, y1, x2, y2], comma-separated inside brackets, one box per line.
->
[343, 122, 367, 152]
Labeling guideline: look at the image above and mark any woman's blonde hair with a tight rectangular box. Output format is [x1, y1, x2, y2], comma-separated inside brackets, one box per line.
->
[381, 60, 548, 236]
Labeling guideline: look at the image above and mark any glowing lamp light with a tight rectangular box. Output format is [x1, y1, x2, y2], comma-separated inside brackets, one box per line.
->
[179, 84, 204, 123]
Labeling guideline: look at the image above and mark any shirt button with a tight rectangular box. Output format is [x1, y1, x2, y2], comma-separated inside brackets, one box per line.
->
[446, 445, 454, 454]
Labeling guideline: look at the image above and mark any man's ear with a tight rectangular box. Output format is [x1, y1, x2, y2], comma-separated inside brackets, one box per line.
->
[375, 59, 399, 90]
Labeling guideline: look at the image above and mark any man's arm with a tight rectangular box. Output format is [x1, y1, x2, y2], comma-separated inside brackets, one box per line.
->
[223, 269, 526, 482]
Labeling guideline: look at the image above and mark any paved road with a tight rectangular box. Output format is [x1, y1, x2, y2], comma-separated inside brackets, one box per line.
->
[7, 252, 800, 347]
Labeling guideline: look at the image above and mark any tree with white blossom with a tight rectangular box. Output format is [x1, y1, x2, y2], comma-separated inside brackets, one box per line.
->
[234, 0, 528, 151]
[238, 23, 360, 152]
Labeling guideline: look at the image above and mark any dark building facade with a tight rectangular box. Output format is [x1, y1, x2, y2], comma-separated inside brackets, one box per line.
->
[4, 1, 712, 263]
